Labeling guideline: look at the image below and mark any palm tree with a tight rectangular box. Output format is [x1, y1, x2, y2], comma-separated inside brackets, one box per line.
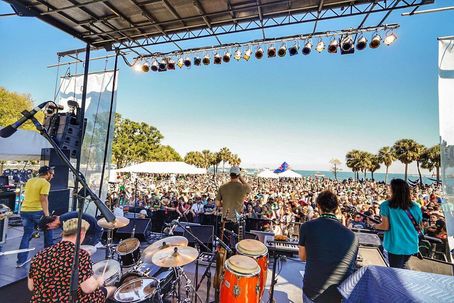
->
[184, 151, 204, 168]
[414, 143, 426, 186]
[420, 145, 441, 183]
[368, 154, 381, 181]
[329, 159, 342, 180]
[358, 151, 373, 179]
[378, 146, 396, 183]
[393, 139, 421, 181]
[228, 154, 241, 166]
[201, 150, 215, 170]
[346, 150, 362, 180]
[218, 147, 232, 173]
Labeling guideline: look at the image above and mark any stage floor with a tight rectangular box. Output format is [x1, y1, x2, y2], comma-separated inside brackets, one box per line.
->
[0, 224, 304, 302]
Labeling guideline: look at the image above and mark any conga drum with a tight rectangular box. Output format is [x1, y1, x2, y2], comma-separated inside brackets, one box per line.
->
[236, 239, 269, 299]
[220, 255, 260, 303]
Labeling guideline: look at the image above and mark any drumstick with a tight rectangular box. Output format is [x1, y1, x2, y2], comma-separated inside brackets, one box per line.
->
[101, 261, 109, 279]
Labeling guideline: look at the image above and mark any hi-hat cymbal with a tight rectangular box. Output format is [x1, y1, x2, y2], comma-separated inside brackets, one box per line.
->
[142, 236, 188, 263]
[97, 216, 130, 229]
[151, 246, 199, 268]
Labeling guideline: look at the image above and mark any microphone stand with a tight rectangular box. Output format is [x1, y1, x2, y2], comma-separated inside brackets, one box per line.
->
[28, 116, 115, 303]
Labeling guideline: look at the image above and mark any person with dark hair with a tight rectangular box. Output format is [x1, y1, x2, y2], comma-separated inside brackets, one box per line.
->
[298, 190, 358, 303]
[16, 166, 55, 268]
[368, 178, 422, 269]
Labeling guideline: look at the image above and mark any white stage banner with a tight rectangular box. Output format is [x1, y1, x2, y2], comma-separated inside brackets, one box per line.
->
[438, 39, 454, 250]
[58, 71, 118, 213]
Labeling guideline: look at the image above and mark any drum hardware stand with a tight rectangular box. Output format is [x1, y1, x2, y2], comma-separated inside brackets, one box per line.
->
[268, 251, 285, 303]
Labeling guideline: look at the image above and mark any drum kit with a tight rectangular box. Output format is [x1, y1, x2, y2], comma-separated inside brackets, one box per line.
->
[93, 216, 202, 303]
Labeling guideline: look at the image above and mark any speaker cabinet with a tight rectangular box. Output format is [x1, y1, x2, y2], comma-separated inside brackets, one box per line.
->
[48, 188, 70, 215]
[116, 218, 151, 241]
[41, 148, 70, 190]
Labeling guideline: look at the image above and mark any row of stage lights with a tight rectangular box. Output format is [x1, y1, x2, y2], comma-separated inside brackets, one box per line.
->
[134, 31, 397, 72]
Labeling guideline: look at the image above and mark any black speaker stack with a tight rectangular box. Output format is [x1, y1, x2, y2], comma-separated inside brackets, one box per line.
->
[44, 112, 83, 159]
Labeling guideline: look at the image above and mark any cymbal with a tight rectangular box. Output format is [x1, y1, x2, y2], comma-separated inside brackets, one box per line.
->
[142, 236, 188, 263]
[97, 216, 130, 229]
[151, 246, 199, 268]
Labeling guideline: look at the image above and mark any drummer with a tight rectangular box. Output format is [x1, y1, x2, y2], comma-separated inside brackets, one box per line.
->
[40, 211, 103, 247]
[28, 218, 116, 302]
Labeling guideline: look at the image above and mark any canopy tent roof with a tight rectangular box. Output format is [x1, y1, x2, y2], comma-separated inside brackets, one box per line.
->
[257, 169, 278, 179]
[116, 161, 206, 174]
[0, 128, 51, 161]
[277, 169, 302, 178]
[6, 0, 431, 52]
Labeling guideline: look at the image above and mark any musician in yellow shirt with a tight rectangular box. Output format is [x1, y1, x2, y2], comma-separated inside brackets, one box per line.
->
[16, 166, 54, 267]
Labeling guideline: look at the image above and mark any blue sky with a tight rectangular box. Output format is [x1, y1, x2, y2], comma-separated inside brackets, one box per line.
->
[1, 2, 453, 172]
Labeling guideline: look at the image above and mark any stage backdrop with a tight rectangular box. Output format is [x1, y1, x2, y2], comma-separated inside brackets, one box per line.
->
[438, 39, 454, 251]
[57, 70, 118, 215]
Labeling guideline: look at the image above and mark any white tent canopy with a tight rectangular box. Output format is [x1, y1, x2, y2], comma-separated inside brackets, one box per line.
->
[277, 170, 302, 178]
[257, 169, 279, 179]
[0, 128, 51, 161]
[116, 162, 206, 175]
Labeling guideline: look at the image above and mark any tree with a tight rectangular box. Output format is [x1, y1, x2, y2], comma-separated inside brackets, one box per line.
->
[420, 145, 441, 183]
[0, 87, 45, 131]
[329, 159, 342, 180]
[358, 151, 373, 179]
[149, 145, 182, 162]
[201, 150, 215, 170]
[228, 154, 241, 166]
[393, 139, 421, 181]
[378, 146, 396, 183]
[414, 143, 426, 187]
[218, 147, 232, 173]
[184, 151, 204, 168]
[368, 154, 381, 181]
[346, 150, 362, 180]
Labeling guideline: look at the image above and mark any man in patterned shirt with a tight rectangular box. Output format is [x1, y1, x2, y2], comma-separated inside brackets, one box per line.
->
[28, 218, 116, 302]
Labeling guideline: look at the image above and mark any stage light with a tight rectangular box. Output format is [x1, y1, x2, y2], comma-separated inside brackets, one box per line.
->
[302, 41, 312, 55]
[133, 60, 143, 72]
[267, 46, 276, 57]
[340, 36, 354, 52]
[214, 53, 222, 64]
[194, 56, 202, 66]
[202, 54, 210, 65]
[369, 33, 381, 49]
[278, 43, 287, 57]
[243, 48, 252, 61]
[151, 60, 159, 72]
[184, 57, 191, 67]
[328, 38, 339, 53]
[316, 40, 325, 53]
[356, 36, 368, 50]
[384, 32, 397, 46]
[177, 58, 184, 68]
[158, 60, 167, 72]
[255, 47, 264, 59]
[223, 51, 231, 63]
[141, 62, 150, 72]
[167, 59, 176, 70]
[289, 43, 299, 56]
[234, 49, 242, 61]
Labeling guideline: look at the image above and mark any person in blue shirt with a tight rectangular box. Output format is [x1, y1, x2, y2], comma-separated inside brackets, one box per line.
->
[368, 179, 422, 268]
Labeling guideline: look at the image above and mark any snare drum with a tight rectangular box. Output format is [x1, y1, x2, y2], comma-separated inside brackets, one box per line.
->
[92, 259, 121, 286]
[117, 238, 141, 268]
[114, 277, 160, 303]
[220, 255, 260, 303]
[236, 239, 269, 299]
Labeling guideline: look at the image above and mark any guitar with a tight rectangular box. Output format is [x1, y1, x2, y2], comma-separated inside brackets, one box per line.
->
[214, 209, 229, 300]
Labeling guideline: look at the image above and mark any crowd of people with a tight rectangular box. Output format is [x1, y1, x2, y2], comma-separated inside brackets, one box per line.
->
[108, 173, 447, 241]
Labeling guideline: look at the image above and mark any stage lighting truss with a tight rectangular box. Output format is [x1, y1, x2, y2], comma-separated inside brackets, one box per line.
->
[131, 24, 399, 72]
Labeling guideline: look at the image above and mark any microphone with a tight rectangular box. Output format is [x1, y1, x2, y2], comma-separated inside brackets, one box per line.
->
[215, 236, 233, 254]
[0, 101, 50, 138]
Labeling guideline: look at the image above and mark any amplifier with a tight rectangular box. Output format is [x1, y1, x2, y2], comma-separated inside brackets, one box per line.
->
[115, 218, 151, 241]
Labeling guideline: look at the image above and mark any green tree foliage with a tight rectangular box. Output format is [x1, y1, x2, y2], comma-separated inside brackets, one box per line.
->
[393, 139, 422, 181]
[112, 113, 181, 168]
[0, 87, 44, 131]
[420, 145, 441, 183]
[329, 159, 342, 180]
[228, 154, 241, 166]
[218, 147, 232, 173]
[368, 154, 381, 181]
[378, 146, 396, 183]
[184, 151, 204, 168]
[346, 150, 362, 180]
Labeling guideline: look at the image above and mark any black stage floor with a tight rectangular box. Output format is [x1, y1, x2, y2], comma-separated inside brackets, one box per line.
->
[0, 224, 304, 302]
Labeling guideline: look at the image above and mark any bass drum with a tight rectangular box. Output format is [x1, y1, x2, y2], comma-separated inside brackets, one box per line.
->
[220, 255, 260, 303]
[236, 239, 269, 299]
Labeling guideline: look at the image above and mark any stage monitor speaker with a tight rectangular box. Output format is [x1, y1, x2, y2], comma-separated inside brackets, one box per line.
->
[48, 188, 70, 215]
[116, 218, 151, 241]
[408, 256, 454, 276]
[41, 148, 70, 190]
[0, 191, 16, 211]
[357, 246, 388, 267]
[175, 224, 214, 252]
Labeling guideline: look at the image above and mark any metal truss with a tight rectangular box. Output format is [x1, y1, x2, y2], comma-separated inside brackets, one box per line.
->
[109, 0, 430, 52]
